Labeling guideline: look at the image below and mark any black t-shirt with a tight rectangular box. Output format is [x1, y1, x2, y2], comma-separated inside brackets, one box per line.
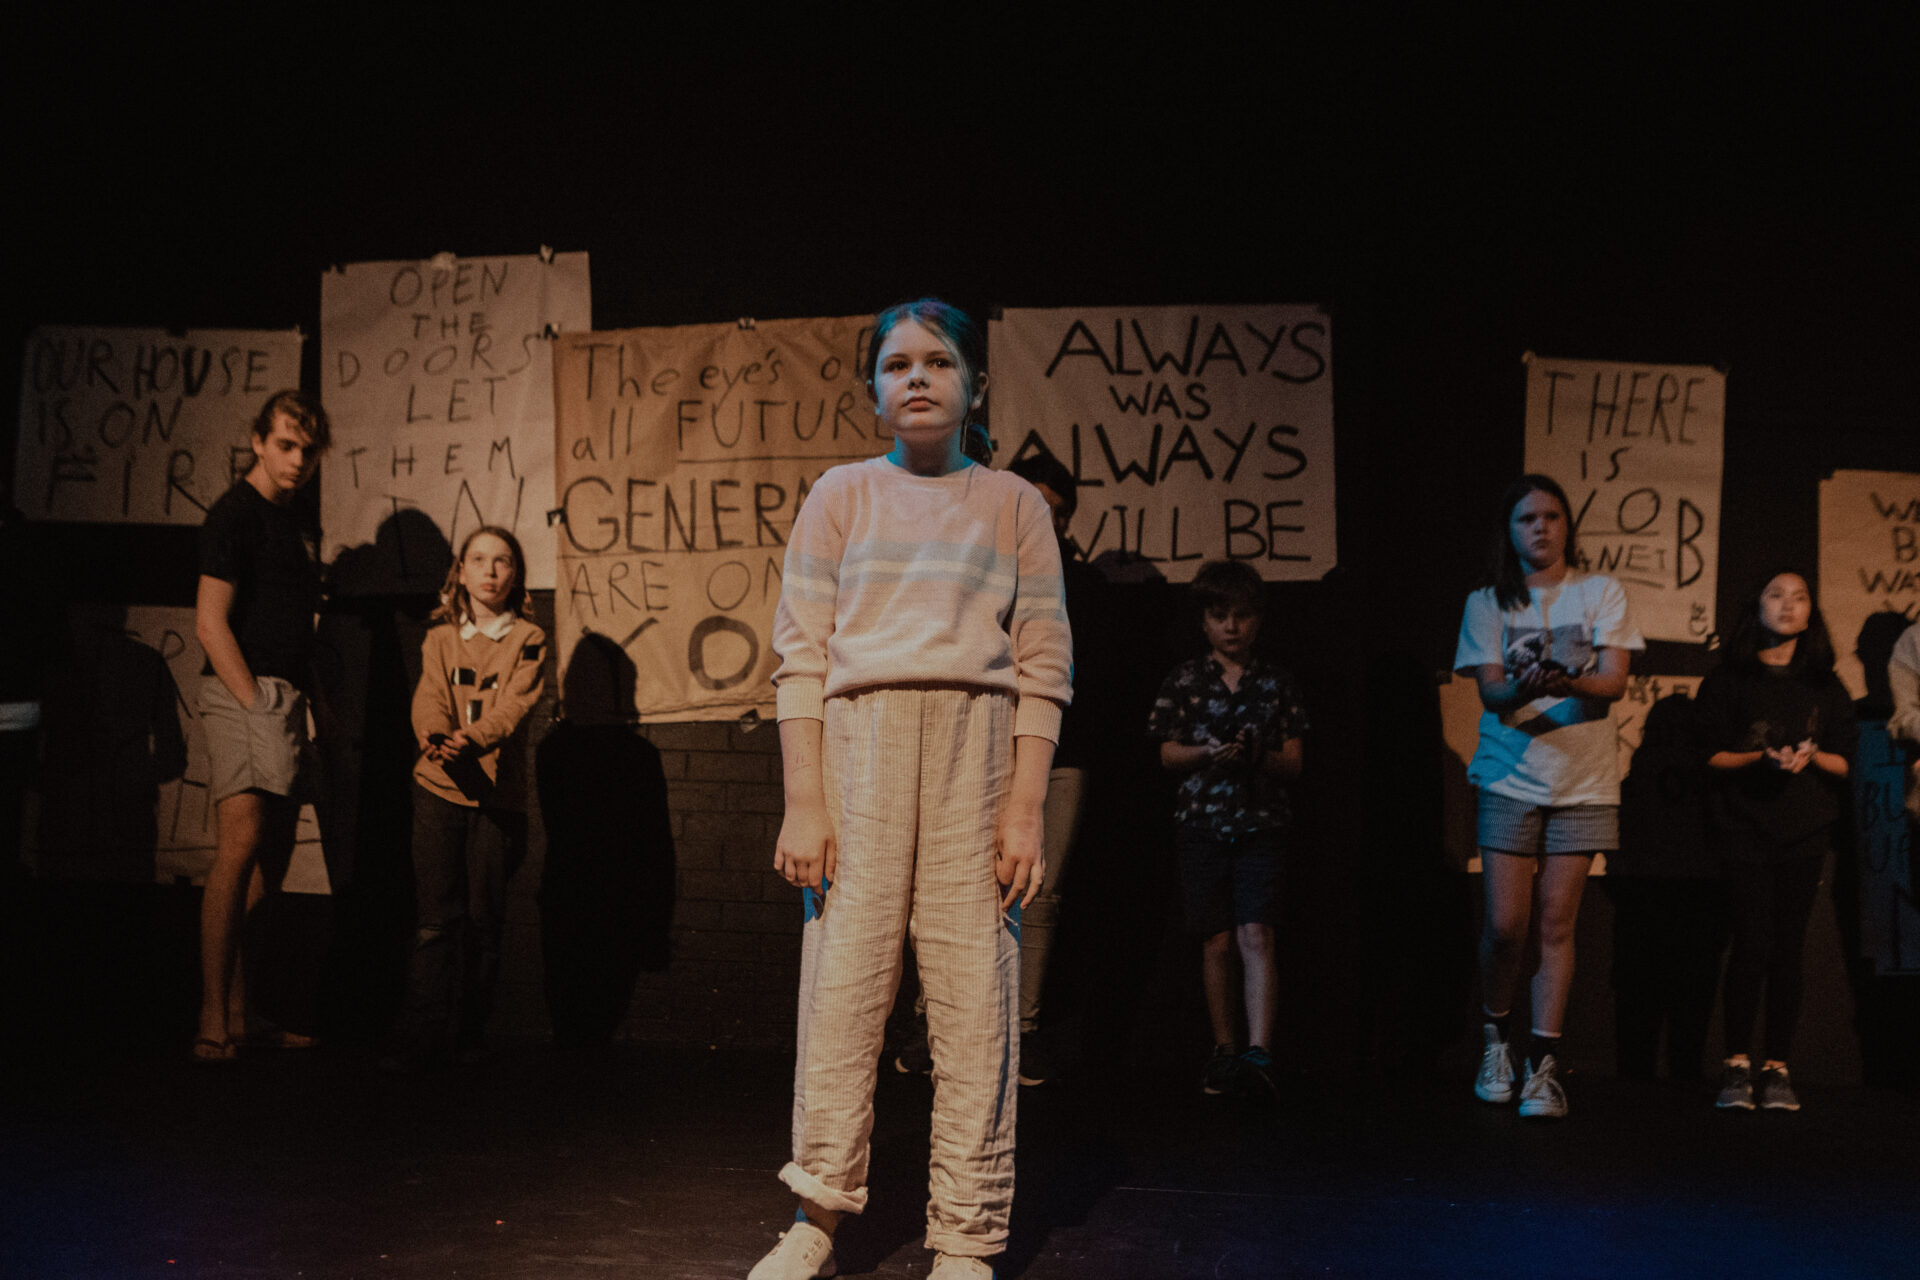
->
[198, 481, 321, 690]
[1695, 661, 1857, 858]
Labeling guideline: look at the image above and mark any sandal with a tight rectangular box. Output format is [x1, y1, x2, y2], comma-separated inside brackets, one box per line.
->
[192, 1037, 237, 1064]
[250, 1029, 319, 1050]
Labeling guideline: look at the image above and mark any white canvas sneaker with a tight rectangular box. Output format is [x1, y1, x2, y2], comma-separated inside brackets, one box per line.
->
[748, 1220, 837, 1280]
[1517, 1053, 1568, 1119]
[1473, 1023, 1516, 1103]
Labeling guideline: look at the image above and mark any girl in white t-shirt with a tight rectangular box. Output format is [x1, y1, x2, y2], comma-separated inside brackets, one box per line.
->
[1453, 474, 1643, 1118]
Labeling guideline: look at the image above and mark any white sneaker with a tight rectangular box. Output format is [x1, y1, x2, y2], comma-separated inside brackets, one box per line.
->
[1517, 1053, 1567, 1119]
[928, 1255, 995, 1279]
[1473, 1024, 1515, 1103]
[748, 1220, 836, 1280]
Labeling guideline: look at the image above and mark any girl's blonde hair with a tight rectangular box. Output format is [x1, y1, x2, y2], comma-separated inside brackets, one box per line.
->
[431, 525, 533, 625]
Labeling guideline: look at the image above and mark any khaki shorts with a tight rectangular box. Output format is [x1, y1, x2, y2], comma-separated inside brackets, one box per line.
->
[1477, 788, 1617, 855]
[200, 674, 311, 804]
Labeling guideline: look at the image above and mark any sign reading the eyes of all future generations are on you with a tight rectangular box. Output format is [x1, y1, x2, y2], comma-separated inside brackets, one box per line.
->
[550, 314, 884, 720]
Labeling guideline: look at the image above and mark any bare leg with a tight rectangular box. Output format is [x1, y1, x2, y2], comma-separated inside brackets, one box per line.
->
[199, 793, 264, 1049]
[1236, 922, 1277, 1049]
[1528, 854, 1594, 1036]
[1201, 930, 1237, 1047]
[1479, 851, 1536, 1019]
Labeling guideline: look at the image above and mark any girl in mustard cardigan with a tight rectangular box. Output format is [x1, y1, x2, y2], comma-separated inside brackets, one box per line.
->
[390, 525, 545, 1069]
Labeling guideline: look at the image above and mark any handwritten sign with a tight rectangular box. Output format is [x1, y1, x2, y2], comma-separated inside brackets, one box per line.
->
[13, 326, 302, 524]
[29, 606, 326, 891]
[320, 252, 590, 592]
[1818, 469, 1920, 699]
[550, 315, 881, 720]
[988, 306, 1336, 580]
[1522, 354, 1724, 643]
[1438, 672, 1701, 871]
[1854, 721, 1920, 975]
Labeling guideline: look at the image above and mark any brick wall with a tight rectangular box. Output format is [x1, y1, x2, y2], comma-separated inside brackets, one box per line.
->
[486, 701, 804, 1051]
[626, 719, 802, 1049]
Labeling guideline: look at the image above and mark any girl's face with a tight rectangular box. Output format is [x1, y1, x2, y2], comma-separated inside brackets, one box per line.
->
[459, 533, 518, 614]
[871, 320, 983, 446]
[1758, 573, 1811, 638]
[1508, 489, 1568, 572]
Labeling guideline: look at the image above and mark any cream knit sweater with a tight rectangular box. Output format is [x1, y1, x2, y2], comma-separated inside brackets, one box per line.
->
[770, 456, 1072, 741]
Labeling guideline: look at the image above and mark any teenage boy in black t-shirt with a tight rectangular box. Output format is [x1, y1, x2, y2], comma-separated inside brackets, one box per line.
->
[192, 390, 329, 1062]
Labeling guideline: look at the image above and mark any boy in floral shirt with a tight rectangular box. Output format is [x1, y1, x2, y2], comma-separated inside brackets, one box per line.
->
[1148, 560, 1308, 1097]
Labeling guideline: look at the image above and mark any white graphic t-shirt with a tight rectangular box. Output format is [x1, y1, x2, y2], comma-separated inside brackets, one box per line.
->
[1453, 571, 1644, 806]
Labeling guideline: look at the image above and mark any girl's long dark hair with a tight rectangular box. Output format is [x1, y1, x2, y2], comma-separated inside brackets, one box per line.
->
[864, 298, 993, 464]
[1487, 473, 1580, 610]
[1721, 569, 1837, 682]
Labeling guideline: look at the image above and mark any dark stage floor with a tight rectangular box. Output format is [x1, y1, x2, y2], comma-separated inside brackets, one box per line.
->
[6, 1040, 1916, 1279]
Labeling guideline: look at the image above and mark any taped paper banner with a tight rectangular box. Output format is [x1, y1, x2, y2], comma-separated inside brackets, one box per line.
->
[1523, 354, 1724, 643]
[551, 314, 882, 720]
[321, 252, 590, 593]
[989, 305, 1336, 581]
[14, 326, 302, 524]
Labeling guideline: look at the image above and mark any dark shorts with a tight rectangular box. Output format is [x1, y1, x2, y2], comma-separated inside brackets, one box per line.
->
[1176, 827, 1280, 936]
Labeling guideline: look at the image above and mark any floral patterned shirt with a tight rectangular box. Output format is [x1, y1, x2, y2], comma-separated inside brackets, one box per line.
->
[1148, 656, 1309, 837]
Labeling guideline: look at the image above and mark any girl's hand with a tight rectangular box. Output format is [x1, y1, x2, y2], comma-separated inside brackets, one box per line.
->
[1765, 744, 1810, 774]
[1206, 738, 1243, 765]
[445, 729, 473, 758]
[995, 806, 1046, 910]
[775, 804, 836, 890]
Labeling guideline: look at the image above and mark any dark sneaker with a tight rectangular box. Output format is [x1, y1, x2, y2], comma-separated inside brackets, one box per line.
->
[1715, 1061, 1755, 1111]
[893, 1020, 932, 1076]
[1758, 1065, 1801, 1111]
[1017, 1030, 1050, 1087]
[1238, 1046, 1278, 1100]
[1202, 1044, 1240, 1095]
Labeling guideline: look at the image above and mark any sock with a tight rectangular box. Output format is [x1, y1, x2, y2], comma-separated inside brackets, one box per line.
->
[1483, 1009, 1512, 1042]
[1528, 1032, 1560, 1071]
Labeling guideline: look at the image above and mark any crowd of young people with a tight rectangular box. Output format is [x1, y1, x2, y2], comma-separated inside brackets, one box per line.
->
[185, 302, 1907, 1280]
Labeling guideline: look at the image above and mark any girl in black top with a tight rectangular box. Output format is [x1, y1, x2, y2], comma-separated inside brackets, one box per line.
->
[1697, 571, 1855, 1112]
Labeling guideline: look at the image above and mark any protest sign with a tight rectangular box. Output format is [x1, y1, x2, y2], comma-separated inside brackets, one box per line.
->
[1522, 354, 1724, 643]
[551, 314, 881, 720]
[1817, 469, 1920, 699]
[320, 252, 590, 592]
[989, 306, 1336, 580]
[1854, 720, 1920, 975]
[14, 326, 302, 524]
[29, 605, 326, 891]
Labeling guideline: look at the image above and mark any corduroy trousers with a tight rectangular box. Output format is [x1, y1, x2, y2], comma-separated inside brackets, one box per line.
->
[781, 687, 1020, 1256]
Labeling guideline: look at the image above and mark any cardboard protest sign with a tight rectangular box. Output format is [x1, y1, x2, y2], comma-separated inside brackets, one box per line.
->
[1853, 720, 1920, 975]
[29, 605, 327, 891]
[14, 327, 302, 524]
[320, 252, 590, 592]
[551, 315, 882, 720]
[1522, 354, 1724, 643]
[989, 306, 1336, 580]
[1817, 469, 1920, 699]
[1438, 671, 1700, 872]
